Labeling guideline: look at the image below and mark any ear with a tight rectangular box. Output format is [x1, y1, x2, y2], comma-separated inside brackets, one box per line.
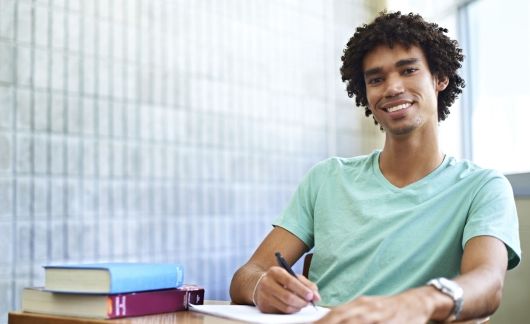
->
[436, 76, 449, 91]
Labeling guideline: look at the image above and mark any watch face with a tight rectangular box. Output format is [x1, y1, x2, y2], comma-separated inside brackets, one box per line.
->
[428, 278, 464, 320]
[439, 278, 464, 299]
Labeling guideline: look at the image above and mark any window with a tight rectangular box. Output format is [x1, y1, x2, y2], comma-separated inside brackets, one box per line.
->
[460, 0, 530, 174]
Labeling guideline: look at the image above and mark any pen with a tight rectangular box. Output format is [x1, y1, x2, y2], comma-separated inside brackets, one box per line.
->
[275, 251, 317, 309]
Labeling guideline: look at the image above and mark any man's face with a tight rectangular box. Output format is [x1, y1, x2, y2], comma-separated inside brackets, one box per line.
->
[362, 44, 448, 137]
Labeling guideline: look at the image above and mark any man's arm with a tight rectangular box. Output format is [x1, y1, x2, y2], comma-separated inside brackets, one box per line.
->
[316, 235, 508, 323]
[229, 226, 320, 313]
[447, 235, 508, 319]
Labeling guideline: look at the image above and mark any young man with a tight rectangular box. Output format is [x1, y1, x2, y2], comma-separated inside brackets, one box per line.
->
[230, 11, 521, 323]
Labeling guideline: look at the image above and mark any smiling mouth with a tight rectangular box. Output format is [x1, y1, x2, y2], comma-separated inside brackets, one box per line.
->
[384, 102, 412, 112]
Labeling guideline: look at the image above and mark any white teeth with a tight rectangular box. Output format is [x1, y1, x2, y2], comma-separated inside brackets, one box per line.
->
[387, 103, 411, 112]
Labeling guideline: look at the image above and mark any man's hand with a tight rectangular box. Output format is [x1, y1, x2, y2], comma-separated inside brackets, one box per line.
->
[315, 288, 435, 324]
[229, 227, 319, 311]
[253, 266, 321, 314]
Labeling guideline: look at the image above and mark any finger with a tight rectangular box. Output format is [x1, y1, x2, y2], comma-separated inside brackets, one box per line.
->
[259, 290, 306, 314]
[267, 275, 311, 308]
[315, 297, 384, 324]
[256, 271, 309, 313]
[270, 267, 315, 302]
[297, 275, 321, 302]
[316, 307, 373, 324]
[315, 306, 356, 324]
[257, 280, 307, 313]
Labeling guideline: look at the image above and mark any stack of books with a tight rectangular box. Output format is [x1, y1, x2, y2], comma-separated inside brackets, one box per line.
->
[21, 263, 205, 319]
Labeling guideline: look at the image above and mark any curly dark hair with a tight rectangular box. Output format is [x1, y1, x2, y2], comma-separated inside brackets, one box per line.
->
[340, 11, 465, 124]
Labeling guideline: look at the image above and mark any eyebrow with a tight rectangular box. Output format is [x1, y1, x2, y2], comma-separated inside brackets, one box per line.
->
[364, 57, 420, 78]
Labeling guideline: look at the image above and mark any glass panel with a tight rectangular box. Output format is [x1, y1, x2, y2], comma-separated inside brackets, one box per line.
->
[467, 0, 530, 173]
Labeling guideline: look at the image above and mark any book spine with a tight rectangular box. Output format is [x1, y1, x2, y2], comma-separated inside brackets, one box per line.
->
[108, 287, 204, 318]
[44, 263, 185, 294]
[109, 264, 185, 293]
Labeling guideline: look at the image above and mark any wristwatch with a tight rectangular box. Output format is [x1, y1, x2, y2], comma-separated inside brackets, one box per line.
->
[427, 277, 464, 321]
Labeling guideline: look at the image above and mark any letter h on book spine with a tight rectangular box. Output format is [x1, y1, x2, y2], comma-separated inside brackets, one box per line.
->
[114, 296, 127, 316]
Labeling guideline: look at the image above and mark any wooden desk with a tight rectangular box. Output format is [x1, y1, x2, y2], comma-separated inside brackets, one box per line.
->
[8, 301, 489, 324]
[8, 310, 236, 324]
[6, 310, 491, 324]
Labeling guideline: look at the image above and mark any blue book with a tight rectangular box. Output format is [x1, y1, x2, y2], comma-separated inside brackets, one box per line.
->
[43, 263, 184, 294]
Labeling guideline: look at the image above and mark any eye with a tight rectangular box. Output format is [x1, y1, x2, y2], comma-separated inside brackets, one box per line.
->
[403, 67, 418, 75]
[367, 77, 383, 85]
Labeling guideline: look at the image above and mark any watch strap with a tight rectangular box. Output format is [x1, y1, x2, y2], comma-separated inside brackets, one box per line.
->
[427, 277, 464, 321]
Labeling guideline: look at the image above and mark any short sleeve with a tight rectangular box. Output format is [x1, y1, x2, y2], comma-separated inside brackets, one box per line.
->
[463, 172, 521, 269]
[272, 160, 331, 249]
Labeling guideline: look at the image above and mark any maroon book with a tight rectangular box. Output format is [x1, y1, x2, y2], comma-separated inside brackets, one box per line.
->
[22, 284, 205, 319]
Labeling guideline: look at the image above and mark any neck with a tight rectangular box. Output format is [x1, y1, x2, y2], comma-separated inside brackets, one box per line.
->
[379, 129, 444, 188]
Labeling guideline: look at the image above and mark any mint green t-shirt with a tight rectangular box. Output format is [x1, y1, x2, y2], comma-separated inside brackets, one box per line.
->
[273, 151, 521, 307]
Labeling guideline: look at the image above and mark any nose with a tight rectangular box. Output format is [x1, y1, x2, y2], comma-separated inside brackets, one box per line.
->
[383, 73, 404, 98]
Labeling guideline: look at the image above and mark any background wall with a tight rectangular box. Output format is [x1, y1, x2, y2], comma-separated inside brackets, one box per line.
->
[492, 198, 530, 324]
[0, 0, 383, 321]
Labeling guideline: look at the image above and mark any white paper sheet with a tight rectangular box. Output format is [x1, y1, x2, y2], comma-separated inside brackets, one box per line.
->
[189, 304, 329, 324]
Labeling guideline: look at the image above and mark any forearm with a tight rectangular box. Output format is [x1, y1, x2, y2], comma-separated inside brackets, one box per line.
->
[452, 236, 508, 320]
[453, 265, 504, 319]
[414, 268, 503, 321]
[229, 227, 311, 308]
[426, 237, 507, 321]
[391, 264, 502, 323]
[418, 266, 503, 322]
[229, 263, 266, 305]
